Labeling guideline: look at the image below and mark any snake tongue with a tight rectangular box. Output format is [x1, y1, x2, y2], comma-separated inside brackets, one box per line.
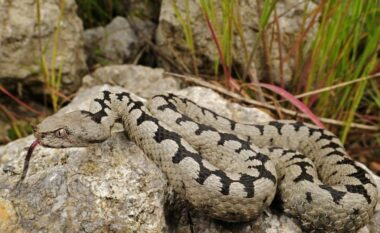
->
[15, 140, 40, 190]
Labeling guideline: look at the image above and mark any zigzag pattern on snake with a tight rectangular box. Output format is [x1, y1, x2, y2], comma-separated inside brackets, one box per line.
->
[33, 86, 378, 232]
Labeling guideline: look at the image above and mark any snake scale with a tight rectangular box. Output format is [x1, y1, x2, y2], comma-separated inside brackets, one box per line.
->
[31, 86, 377, 232]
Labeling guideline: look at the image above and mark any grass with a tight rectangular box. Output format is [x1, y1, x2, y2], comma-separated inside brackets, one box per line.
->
[173, 0, 379, 145]
[76, 0, 122, 28]
[76, 0, 153, 28]
[294, 0, 380, 142]
[199, 0, 233, 86]
[36, 0, 66, 112]
[172, 0, 198, 75]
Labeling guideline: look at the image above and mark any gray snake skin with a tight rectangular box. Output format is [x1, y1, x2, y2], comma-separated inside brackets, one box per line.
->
[33, 86, 378, 232]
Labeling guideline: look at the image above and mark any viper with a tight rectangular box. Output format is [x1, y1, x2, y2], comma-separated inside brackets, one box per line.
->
[22, 86, 378, 232]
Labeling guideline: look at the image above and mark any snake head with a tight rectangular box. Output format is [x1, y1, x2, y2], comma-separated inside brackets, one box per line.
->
[34, 111, 111, 148]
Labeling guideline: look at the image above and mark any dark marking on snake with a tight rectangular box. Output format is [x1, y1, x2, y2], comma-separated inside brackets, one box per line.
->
[325, 150, 345, 157]
[218, 133, 251, 153]
[230, 121, 236, 130]
[129, 101, 144, 114]
[246, 152, 270, 163]
[289, 121, 305, 132]
[319, 185, 346, 204]
[154, 95, 176, 112]
[282, 149, 296, 155]
[201, 107, 218, 120]
[175, 114, 195, 125]
[269, 121, 284, 135]
[116, 91, 131, 101]
[345, 185, 372, 204]
[81, 90, 112, 123]
[286, 153, 307, 162]
[155, 95, 218, 136]
[254, 125, 265, 135]
[353, 208, 360, 215]
[315, 133, 335, 142]
[308, 128, 325, 138]
[194, 123, 217, 135]
[321, 142, 341, 150]
[337, 158, 376, 186]
[290, 161, 314, 183]
[306, 192, 312, 203]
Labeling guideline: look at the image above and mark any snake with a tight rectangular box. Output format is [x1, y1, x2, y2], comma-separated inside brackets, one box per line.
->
[24, 86, 377, 232]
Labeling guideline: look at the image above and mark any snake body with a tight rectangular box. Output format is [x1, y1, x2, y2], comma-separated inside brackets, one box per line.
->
[33, 87, 378, 232]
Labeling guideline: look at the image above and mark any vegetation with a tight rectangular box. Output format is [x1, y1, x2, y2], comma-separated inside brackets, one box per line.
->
[37, 0, 65, 112]
[173, 0, 380, 144]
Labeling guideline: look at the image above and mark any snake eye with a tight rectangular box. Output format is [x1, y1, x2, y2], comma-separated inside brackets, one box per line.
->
[55, 128, 68, 138]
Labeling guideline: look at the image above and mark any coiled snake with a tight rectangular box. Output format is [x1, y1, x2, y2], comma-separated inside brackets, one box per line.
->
[28, 87, 377, 232]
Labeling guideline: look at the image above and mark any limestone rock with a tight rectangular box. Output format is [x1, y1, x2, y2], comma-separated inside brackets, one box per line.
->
[81, 64, 181, 98]
[0, 133, 168, 233]
[84, 16, 153, 64]
[0, 0, 87, 92]
[84, 16, 155, 66]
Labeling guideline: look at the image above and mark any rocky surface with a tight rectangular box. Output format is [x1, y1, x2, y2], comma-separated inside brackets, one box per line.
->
[81, 64, 181, 98]
[0, 65, 379, 232]
[156, 0, 317, 83]
[0, 132, 167, 233]
[84, 17, 155, 66]
[0, 0, 87, 92]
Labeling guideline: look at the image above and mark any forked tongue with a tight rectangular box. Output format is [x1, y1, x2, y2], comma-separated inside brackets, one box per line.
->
[14, 140, 40, 190]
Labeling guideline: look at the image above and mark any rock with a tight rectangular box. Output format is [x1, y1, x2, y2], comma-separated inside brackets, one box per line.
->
[84, 17, 155, 66]
[0, 0, 87, 93]
[81, 64, 181, 98]
[0, 133, 167, 233]
[0, 65, 379, 232]
[156, 0, 317, 83]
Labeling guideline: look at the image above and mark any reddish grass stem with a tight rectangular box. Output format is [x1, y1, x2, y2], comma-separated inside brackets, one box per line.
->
[0, 84, 40, 115]
[202, 10, 233, 88]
